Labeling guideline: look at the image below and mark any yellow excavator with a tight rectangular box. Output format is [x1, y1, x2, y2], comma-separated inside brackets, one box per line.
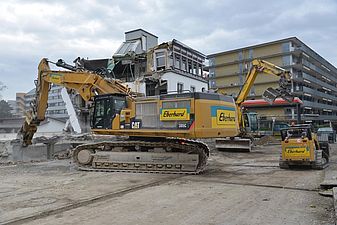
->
[18, 58, 292, 174]
[215, 60, 293, 151]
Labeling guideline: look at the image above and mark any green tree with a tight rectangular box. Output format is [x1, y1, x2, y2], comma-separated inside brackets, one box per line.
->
[0, 100, 12, 118]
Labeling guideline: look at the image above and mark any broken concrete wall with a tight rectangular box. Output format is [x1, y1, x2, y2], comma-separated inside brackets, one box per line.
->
[0, 141, 72, 163]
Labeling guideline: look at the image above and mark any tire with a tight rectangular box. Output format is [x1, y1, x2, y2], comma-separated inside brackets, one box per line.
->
[313, 150, 328, 170]
[320, 143, 330, 163]
[279, 161, 289, 169]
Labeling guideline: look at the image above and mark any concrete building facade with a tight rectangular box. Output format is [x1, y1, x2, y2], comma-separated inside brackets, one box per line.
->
[7, 100, 17, 117]
[25, 84, 68, 120]
[207, 37, 337, 126]
[15, 93, 25, 116]
[81, 29, 208, 96]
[7, 93, 26, 117]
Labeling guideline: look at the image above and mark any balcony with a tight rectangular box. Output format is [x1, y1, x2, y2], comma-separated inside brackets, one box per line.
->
[302, 86, 337, 102]
[302, 100, 337, 111]
[302, 73, 337, 93]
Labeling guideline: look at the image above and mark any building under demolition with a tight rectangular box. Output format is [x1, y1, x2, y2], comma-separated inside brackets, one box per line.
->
[7, 29, 209, 135]
[81, 29, 208, 96]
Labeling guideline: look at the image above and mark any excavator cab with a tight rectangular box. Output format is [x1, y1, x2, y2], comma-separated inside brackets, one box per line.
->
[92, 94, 127, 129]
[243, 112, 258, 132]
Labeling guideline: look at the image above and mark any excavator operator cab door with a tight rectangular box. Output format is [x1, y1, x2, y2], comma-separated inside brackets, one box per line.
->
[92, 94, 126, 129]
[244, 112, 258, 132]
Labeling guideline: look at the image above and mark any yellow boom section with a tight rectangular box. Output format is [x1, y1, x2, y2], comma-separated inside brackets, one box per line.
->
[235, 59, 292, 132]
[18, 58, 132, 146]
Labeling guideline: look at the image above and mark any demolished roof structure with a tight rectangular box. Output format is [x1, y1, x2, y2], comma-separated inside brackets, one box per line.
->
[79, 29, 208, 95]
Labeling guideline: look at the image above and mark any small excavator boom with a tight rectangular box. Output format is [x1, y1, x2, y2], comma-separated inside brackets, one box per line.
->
[236, 59, 292, 132]
[216, 59, 293, 152]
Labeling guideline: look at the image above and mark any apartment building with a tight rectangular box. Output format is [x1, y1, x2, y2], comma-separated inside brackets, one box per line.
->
[25, 84, 68, 120]
[207, 37, 337, 125]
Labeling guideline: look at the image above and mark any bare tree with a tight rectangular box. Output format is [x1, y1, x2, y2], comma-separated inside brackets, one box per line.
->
[0, 81, 7, 100]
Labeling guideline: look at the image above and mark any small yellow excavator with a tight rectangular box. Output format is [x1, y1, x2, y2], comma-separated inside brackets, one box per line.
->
[18, 58, 293, 174]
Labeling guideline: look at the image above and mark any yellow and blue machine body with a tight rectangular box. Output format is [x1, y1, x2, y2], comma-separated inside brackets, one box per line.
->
[91, 92, 240, 139]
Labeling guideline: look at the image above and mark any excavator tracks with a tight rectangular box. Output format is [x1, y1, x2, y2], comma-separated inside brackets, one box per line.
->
[72, 138, 209, 174]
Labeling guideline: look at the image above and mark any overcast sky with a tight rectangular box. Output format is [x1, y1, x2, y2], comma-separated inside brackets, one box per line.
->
[1, 0, 337, 100]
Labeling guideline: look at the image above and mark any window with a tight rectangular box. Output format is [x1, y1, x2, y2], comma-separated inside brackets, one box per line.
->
[238, 63, 244, 84]
[209, 68, 215, 78]
[190, 86, 196, 92]
[141, 35, 147, 51]
[177, 83, 184, 93]
[188, 60, 193, 73]
[174, 54, 181, 69]
[282, 42, 290, 52]
[248, 49, 253, 59]
[282, 55, 292, 66]
[193, 64, 198, 75]
[209, 58, 215, 66]
[155, 51, 166, 70]
[238, 51, 243, 61]
[209, 80, 216, 88]
[182, 57, 187, 71]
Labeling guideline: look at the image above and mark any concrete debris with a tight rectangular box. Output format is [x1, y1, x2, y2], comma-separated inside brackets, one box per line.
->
[0, 141, 12, 163]
[254, 135, 280, 146]
[0, 133, 127, 163]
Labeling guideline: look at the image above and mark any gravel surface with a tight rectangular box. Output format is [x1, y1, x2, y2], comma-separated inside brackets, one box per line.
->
[1, 144, 334, 225]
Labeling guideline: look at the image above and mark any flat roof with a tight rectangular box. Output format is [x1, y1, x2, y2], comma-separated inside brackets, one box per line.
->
[207, 37, 299, 57]
[172, 39, 206, 58]
[125, 28, 158, 38]
[207, 36, 337, 72]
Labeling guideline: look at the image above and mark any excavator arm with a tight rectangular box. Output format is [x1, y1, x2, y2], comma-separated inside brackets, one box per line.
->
[215, 59, 293, 152]
[18, 58, 132, 146]
[235, 59, 293, 131]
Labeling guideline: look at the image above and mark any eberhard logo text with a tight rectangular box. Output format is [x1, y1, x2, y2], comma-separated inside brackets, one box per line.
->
[216, 110, 236, 125]
[210, 106, 236, 128]
[286, 149, 305, 154]
[160, 108, 190, 121]
[284, 147, 310, 157]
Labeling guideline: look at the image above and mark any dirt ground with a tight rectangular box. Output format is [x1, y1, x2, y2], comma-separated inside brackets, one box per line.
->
[1, 144, 335, 225]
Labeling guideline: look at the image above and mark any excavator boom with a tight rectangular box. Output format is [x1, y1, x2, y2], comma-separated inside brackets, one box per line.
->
[18, 58, 132, 146]
[236, 59, 292, 132]
[216, 59, 293, 152]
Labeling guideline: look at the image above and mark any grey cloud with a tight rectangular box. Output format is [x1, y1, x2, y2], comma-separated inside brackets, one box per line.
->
[1, 0, 337, 100]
